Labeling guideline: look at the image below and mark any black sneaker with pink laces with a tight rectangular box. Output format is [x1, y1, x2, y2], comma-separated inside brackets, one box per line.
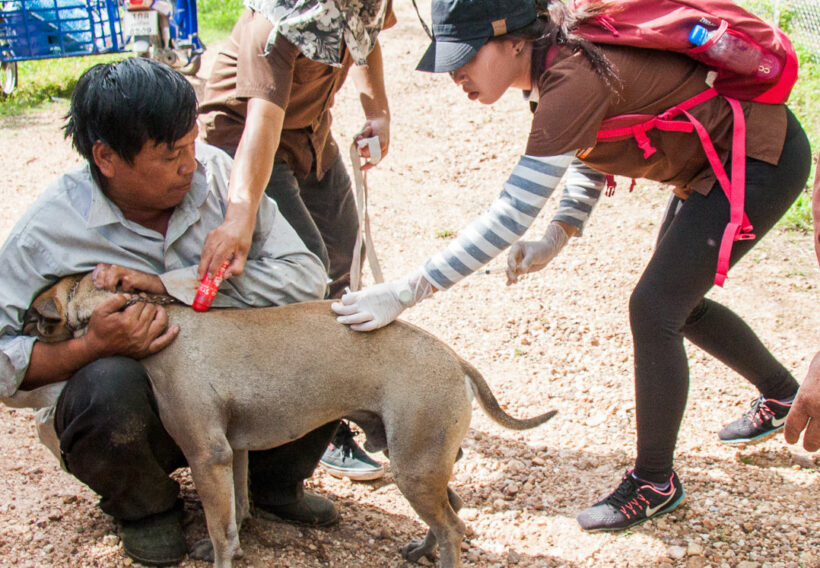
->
[576, 470, 685, 532]
[718, 395, 793, 447]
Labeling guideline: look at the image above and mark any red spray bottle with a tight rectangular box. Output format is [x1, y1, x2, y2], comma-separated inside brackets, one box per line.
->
[192, 260, 230, 312]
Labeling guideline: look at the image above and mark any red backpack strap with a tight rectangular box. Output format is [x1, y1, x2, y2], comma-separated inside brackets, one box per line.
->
[670, 95, 755, 285]
[689, 97, 755, 285]
[603, 175, 636, 197]
[595, 88, 755, 286]
[596, 89, 721, 157]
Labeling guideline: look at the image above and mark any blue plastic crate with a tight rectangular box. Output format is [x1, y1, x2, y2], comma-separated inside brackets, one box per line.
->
[0, 0, 122, 61]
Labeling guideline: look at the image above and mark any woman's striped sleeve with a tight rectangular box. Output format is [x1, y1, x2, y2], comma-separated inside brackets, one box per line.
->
[551, 159, 605, 234]
[421, 153, 574, 290]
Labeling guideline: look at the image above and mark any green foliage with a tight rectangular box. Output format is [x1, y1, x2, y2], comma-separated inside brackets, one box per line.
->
[196, 0, 245, 44]
[736, 0, 778, 23]
[778, 42, 820, 231]
[790, 47, 820, 151]
[781, 190, 813, 232]
[775, 2, 798, 32]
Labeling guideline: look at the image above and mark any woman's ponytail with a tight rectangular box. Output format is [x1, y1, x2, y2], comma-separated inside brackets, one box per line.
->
[511, 0, 617, 88]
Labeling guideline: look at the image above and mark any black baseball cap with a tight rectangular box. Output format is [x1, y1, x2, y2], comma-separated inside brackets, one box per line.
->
[416, 0, 537, 73]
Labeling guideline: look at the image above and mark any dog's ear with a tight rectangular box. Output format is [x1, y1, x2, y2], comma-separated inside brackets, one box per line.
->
[36, 297, 61, 321]
[23, 286, 72, 343]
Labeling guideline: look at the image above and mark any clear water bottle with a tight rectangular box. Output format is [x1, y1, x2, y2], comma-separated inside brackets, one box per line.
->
[688, 24, 781, 79]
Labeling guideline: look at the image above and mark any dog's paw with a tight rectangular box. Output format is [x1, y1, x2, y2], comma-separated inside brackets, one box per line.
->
[189, 538, 215, 562]
[400, 539, 436, 564]
[190, 539, 244, 563]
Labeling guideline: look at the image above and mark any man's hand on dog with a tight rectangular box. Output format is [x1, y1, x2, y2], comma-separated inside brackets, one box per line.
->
[85, 294, 179, 359]
[92, 264, 167, 294]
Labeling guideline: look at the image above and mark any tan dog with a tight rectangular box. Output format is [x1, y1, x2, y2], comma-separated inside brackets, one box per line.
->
[25, 273, 556, 568]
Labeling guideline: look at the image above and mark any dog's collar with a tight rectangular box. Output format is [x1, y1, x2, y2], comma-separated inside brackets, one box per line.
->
[63, 279, 181, 337]
[64, 278, 85, 336]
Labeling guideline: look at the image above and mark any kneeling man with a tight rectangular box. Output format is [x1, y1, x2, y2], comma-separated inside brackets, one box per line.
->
[0, 58, 336, 566]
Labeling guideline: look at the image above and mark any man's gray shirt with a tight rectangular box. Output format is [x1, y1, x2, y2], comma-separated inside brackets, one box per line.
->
[0, 141, 326, 410]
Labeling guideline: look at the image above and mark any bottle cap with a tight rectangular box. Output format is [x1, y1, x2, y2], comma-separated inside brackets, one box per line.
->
[688, 24, 710, 46]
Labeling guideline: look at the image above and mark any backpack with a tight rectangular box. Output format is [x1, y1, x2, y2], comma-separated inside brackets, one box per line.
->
[572, 0, 798, 103]
[566, 0, 799, 286]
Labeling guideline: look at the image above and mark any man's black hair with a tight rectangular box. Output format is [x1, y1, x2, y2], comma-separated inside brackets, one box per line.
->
[63, 57, 198, 165]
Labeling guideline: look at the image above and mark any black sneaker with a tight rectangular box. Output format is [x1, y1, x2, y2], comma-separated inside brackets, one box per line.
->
[118, 503, 186, 566]
[718, 396, 792, 446]
[576, 470, 685, 532]
[255, 491, 340, 527]
[320, 422, 384, 481]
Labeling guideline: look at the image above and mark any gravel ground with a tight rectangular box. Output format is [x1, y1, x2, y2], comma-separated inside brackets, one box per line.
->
[1, 2, 819, 567]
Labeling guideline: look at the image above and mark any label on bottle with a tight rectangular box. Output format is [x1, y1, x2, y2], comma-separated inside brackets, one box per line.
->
[756, 53, 781, 79]
[192, 260, 230, 312]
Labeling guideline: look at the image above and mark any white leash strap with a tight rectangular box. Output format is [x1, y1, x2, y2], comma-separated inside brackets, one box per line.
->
[349, 137, 384, 292]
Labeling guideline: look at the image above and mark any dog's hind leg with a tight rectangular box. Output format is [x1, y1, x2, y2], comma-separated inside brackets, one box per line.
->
[397, 475, 465, 568]
[392, 438, 466, 568]
[400, 524, 437, 564]
[402, 486, 462, 557]
[233, 449, 250, 528]
[186, 435, 243, 568]
[447, 486, 464, 513]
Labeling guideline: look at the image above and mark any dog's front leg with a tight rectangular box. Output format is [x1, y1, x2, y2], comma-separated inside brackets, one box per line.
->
[187, 439, 243, 568]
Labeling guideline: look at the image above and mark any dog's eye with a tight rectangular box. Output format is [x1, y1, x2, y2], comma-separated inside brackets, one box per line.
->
[22, 314, 68, 342]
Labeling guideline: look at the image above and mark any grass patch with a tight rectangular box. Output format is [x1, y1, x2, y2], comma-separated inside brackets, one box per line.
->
[0, 53, 127, 117]
[196, 0, 244, 45]
[781, 186, 814, 232]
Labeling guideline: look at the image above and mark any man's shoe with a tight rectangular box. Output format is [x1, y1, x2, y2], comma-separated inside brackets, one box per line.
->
[118, 505, 186, 566]
[718, 395, 792, 446]
[576, 470, 685, 532]
[255, 491, 339, 527]
[320, 422, 384, 481]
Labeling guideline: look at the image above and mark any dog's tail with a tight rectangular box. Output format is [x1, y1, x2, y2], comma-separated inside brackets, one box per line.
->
[462, 360, 556, 430]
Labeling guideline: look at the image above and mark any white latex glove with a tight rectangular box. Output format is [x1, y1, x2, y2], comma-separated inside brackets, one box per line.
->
[506, 222, 570, 285]
[332, 272, 433, 331]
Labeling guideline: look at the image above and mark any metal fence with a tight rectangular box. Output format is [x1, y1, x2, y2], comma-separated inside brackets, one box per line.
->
[738, 0, 820, 56]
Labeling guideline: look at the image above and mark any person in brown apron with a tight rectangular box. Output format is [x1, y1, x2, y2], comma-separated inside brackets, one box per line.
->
[198, 0, 395, 488]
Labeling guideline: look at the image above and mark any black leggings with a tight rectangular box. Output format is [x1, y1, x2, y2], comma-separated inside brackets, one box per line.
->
[631, 108, 811, 483]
